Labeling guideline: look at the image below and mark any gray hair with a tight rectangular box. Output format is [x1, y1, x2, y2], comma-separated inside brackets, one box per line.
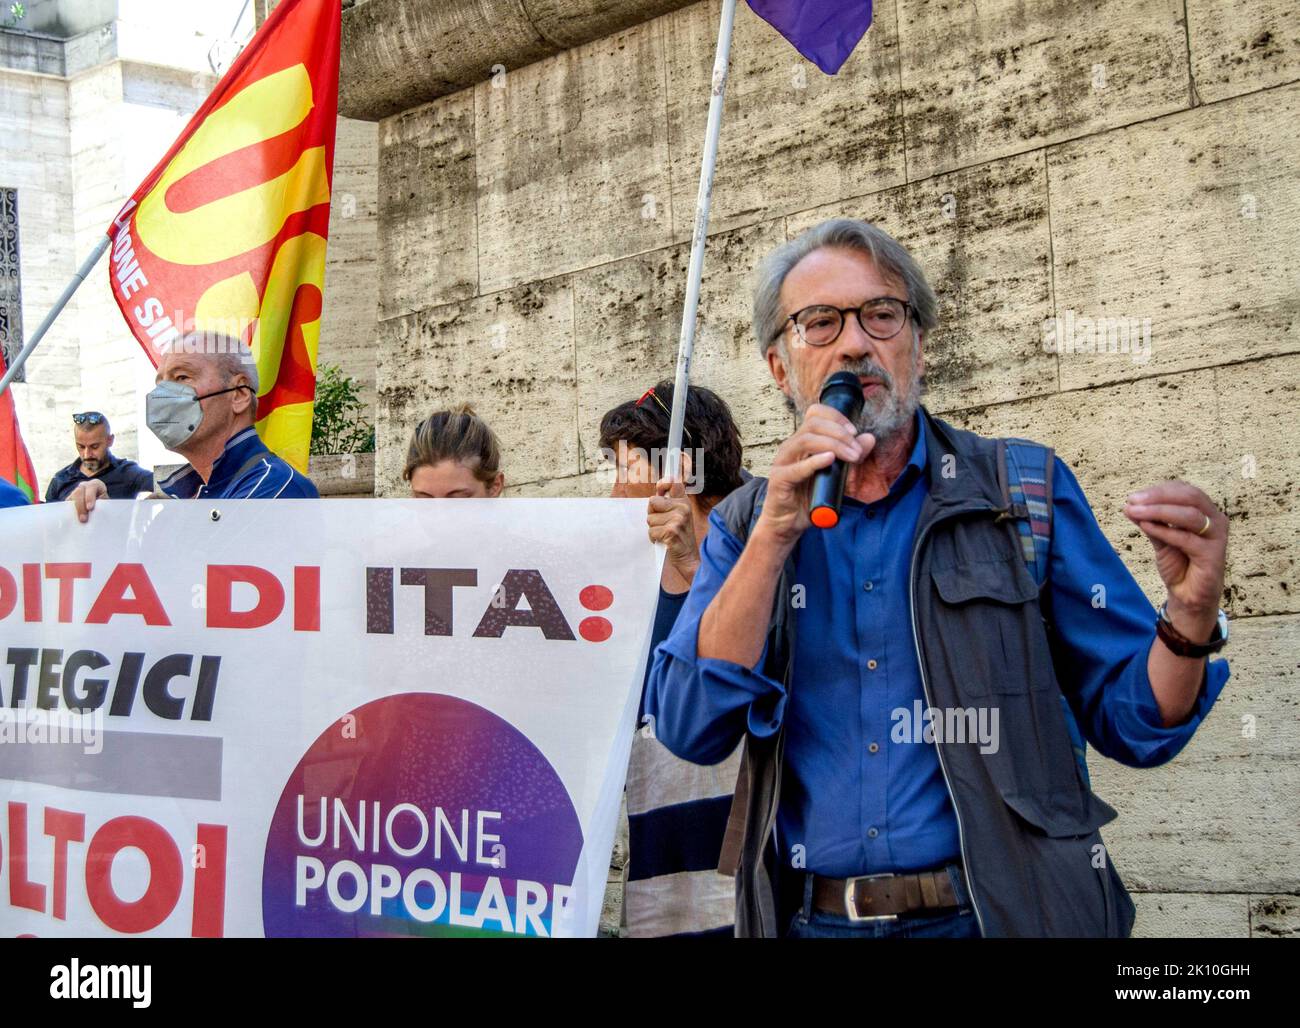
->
[173, 331, 260, 418]
[751, 218, 940, 359]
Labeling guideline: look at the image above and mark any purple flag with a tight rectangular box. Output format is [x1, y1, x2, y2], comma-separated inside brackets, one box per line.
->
[747, 0, 873, 75]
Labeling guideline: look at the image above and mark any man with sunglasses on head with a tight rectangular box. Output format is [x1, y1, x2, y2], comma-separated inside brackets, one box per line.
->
[45, 411, 154, 502]
[69, 334, 317, 521]
[644, 218, 1230, 938]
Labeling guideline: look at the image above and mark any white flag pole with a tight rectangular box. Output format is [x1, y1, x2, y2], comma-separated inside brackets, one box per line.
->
[0, 234, 111, 396]
[664, 0, 738, 482]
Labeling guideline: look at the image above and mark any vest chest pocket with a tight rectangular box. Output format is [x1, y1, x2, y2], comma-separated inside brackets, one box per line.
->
[930, 555, 1048, 696]
[931, 555, 1039, 605]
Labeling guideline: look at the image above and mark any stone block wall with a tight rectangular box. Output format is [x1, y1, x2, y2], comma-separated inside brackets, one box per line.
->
[337, 0, 1298, 936]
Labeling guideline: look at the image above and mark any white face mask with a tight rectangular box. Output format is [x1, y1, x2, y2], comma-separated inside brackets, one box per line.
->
[145, 380, 249, 451]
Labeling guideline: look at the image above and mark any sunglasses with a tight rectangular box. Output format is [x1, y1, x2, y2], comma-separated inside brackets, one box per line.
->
[72, 412, 106, 426]
[635, 387, 694, 448]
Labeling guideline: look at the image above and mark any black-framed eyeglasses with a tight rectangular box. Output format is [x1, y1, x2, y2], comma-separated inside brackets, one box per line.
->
[783, 297, 914, 346]
[72, 411, 106, 426]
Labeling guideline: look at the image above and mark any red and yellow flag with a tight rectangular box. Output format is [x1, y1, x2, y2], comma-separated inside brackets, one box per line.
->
[106, 0, 340, 472]
[0, 348, 39, 501]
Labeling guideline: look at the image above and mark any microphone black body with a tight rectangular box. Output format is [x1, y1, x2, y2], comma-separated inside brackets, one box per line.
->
[809, 371, 865, 529]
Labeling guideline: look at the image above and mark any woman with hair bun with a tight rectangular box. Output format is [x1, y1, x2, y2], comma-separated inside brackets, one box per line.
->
[403, 404, 505, 498]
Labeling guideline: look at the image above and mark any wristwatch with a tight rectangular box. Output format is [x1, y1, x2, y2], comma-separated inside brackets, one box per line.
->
[1155, 603, 1229, 658]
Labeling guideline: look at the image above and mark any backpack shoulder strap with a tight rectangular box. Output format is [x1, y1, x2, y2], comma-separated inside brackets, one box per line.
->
[717, 476, 769, 545]
[998, 438, 1093, 786]
[997, 438, 1055, 587]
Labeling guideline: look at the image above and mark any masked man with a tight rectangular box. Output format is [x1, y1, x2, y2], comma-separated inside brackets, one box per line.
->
[70, 335, 317, 519]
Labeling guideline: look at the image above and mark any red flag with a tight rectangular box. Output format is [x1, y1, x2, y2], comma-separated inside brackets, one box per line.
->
[106, 0, 340, 472]
[0, 348, 40, 502]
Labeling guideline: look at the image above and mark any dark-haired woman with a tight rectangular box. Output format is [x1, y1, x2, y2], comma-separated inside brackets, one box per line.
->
[599, 379, 748, 938]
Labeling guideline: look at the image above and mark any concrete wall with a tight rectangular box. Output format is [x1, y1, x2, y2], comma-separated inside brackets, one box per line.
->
[1, 65, 79, 479]
[351, 0, 1300, 936]
[319, 115, 379, 418]
[1, 3, 248, 485]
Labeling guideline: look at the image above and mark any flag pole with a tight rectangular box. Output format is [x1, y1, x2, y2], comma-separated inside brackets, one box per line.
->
[0, 234, 111, 397]
[664, 0, 738, 482]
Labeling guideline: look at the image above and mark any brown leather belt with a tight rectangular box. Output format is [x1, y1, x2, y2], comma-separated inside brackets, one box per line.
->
[811, 865, 965, 922]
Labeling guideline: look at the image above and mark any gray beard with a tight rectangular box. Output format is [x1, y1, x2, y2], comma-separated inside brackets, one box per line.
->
[791, 355, 923, 445]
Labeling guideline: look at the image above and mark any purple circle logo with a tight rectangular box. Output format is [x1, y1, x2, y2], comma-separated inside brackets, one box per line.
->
[262, 693, 583, 937]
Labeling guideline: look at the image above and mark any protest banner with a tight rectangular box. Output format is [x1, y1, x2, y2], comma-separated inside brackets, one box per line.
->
[0, 498, 660, 937]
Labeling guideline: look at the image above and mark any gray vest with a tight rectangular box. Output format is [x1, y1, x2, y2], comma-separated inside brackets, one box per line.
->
[714, 407, 1137, 938]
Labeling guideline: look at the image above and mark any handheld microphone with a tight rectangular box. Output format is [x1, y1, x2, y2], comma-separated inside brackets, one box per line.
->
[809, 371, 865, 530]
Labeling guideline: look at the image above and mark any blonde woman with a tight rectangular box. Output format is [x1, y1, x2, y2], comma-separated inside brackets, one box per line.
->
[403, 404, 505, 498]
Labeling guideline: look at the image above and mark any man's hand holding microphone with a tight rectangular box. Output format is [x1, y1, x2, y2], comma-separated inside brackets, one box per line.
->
[699, 372, 871, 667]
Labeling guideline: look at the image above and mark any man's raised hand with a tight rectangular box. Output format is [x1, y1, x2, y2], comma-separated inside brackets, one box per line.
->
[1124, 479, 1228, 642]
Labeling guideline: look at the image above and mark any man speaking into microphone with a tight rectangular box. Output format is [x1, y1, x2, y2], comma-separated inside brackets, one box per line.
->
[644, 218, 1230, 939]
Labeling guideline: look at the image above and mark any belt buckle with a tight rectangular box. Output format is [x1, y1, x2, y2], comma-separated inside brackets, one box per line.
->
[843, 873, 899, 923]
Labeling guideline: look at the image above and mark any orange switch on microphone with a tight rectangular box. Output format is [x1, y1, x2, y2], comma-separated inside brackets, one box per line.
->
[810, 506, 839, 529]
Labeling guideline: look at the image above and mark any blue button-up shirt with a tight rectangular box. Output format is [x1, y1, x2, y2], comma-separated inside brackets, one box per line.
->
[645, 412, 1228, 878]
[158, 427, 318, 499]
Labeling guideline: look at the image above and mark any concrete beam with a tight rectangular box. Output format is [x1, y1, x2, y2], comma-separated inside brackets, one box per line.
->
[340, 0, 695, 120]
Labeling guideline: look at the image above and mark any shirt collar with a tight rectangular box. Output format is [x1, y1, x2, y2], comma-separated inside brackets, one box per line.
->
[158, 427, 265, 498]
[842, 408, 927, 508]
[902, 408, 927, 475]
[882, 408, 927, 500]
[65, 450, 121, 481]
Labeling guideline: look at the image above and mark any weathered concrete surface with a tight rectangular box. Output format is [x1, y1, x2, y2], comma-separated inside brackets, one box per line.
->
[503, 470, 607, 498]
[1188, 0, 1300, 102]
[308, 451, 376, 497]
[951, 370, 1229, 607]
[899, 0, 1190, 180]
[665, 0, 904, 241]
[952, 356, 1297, 622]
[573, 218, 792, 475]
[319, 116, 380, 414]
[2, 66, 79, 483]
[503, 437, 780, 497]
[2, 18, 231, 481]
[1132, 892, 1250, 937]
[474, 21, 674, 294]
[790, 151, 1056, 413]
[1048, 83, 1300, 391]
[1217, 355, 1299, 619]
[377, 92, 478, 320]
[375, 277, 578, 497]
[1250, 894, 1300, 937]
[340, 0, 694, 121]
[1088, 615, 1299, 894]
[66, 61, 138, 459]
[742, 439, 779, 479]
